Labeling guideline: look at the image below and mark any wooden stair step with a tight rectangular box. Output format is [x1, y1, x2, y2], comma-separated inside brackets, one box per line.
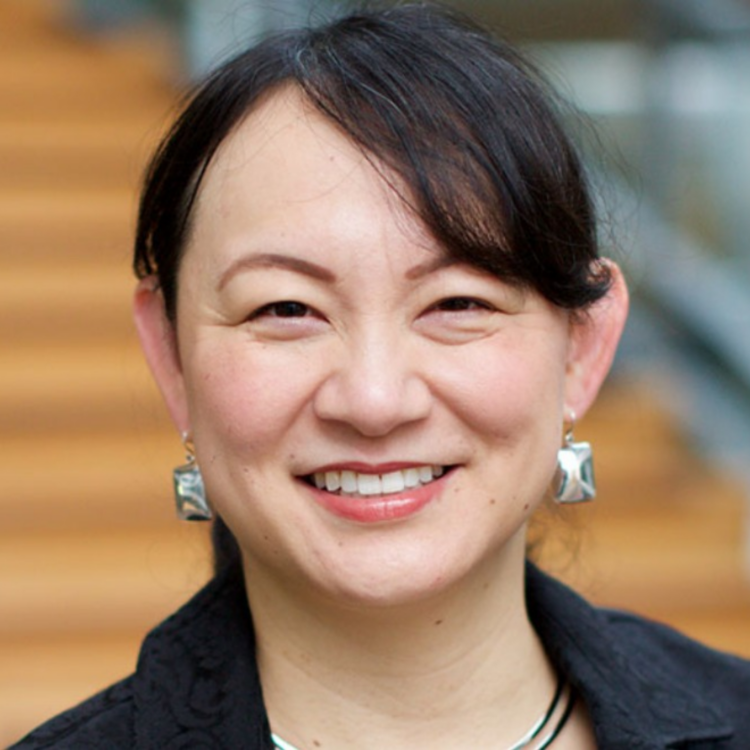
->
[535, 513, 749, 610]
[580, 381, 723, 497]
[0, 189, 135, 260]
[0, 344, 161, 434]
[0, 80, 170, 119]
[0, 37, 173, 96]
[0, 188, 137, 221]
[0, 527, 212, 638]
[0, 432, 179, 531]
[652, 607, 750, 659]
[0, 121, 160, 190]
[0, 263, 136, 344]
[599, 468, 747, 511]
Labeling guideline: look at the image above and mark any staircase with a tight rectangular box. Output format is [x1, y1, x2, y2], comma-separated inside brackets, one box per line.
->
[1, 1, 748, 745]
[0, 2, 212, 745]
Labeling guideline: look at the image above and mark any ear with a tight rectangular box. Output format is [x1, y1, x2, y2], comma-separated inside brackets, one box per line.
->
[133, 276, 191, 434]
[564, 261, 629, 421]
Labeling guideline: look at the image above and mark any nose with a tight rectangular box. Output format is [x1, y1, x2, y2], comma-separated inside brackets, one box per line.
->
[313, 332, 432, 437]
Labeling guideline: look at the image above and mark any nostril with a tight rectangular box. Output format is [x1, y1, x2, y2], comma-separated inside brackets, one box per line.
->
[312, 371, 432, 438]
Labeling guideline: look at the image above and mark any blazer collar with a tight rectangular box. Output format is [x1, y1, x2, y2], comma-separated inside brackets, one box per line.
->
[526, 562, 733, 748]
[131, 565, 273, 749]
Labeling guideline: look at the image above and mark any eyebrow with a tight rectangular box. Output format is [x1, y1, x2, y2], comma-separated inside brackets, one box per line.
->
[217, 252, 337, 290]
[405, 255, 459, 280]
[217, 250, 458, 291]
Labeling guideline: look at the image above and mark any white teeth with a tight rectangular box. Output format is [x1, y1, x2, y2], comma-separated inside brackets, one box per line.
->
[381, 471, 406, 493]
[325, 471, 341, 492]
[340, 470, 357, 493]
[357, 474, 382, 495]
[404, 468, 421, 488]
[309, 465, 447, 497]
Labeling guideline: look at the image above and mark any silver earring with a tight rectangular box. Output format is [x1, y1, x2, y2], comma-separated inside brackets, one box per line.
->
[554, 414, 596, 504]
[173, 433, 212, 521]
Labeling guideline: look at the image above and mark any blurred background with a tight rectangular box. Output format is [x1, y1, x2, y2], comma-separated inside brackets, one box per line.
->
[2, 0, 750, 744]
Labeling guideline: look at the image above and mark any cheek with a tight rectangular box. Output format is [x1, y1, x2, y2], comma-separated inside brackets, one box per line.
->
[436, 336, 568, 442]
[182, 338, 317, 454]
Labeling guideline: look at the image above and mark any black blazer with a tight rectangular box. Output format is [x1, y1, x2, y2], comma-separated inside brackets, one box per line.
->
[11, 563, 750, 749]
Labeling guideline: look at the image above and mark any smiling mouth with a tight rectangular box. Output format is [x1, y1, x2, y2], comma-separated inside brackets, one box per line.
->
[303, 465, 451, 497]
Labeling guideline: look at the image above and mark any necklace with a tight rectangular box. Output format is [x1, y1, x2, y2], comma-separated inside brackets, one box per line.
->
[271, 677, 576, 750]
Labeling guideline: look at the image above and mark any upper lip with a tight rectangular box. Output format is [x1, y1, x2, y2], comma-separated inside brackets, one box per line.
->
[301, 461, 450, 476]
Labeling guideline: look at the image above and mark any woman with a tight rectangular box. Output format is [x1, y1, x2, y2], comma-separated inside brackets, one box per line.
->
[14, 4, 749, 749]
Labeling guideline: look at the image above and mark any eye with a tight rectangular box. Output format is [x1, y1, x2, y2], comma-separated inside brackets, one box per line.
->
[429, 297, 493, 313]
[249, 300, 312, 319]
[416, 295, 500, 344]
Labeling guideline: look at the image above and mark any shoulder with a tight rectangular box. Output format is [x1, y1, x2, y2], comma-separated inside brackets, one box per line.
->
[10, 567, 267, 749]
[9, 678, 135, 749]
[528, 563, 750, 698]
[602, 608, 750, 721]
[527, 564, 750, 746]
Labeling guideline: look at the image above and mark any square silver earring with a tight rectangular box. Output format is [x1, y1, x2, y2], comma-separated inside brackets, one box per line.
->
[173, 434, 212, 521]
[554, 422, 596, 504]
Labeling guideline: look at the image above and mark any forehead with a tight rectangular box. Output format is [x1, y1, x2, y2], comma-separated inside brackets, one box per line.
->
[195, 88, 389, 217]
[187, 86, 437, 263]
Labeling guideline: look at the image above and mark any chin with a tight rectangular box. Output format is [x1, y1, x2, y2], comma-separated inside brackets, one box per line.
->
[325, 575, 456, 611]
[307, 538, 499, 612]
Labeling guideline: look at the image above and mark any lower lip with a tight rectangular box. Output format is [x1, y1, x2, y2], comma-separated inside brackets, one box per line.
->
[304, 474, 449, 524]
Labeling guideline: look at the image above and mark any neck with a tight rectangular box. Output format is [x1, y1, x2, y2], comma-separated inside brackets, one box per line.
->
[243, 541, 557, 750]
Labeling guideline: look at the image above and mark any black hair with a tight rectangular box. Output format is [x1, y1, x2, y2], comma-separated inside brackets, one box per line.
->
[132, 2, 612, 572]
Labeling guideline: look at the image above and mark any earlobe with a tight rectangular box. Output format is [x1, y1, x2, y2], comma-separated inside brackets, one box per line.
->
[133, 277, 191, 434]
[564, 261, 629, 420]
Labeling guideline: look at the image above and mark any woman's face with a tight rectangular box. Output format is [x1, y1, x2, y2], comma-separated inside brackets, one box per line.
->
[137, 89, 623, 607]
